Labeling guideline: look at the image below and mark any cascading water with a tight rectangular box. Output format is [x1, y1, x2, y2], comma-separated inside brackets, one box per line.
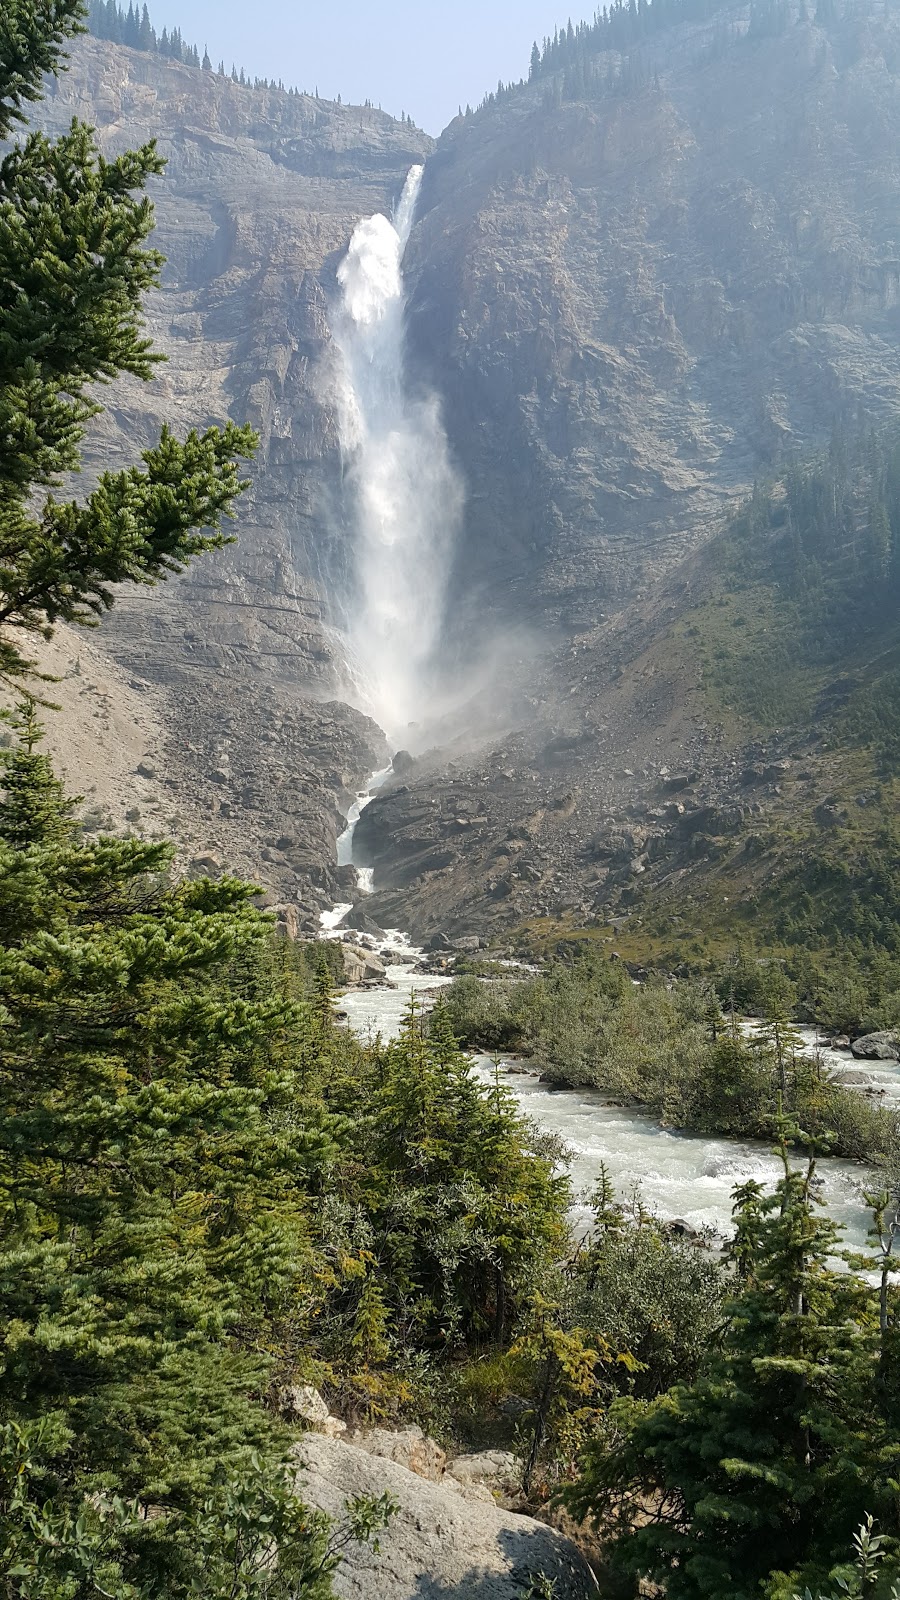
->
[329, 166, 463, 744]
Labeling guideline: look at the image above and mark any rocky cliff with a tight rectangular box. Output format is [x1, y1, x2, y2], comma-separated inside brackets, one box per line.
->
[408, 0, 900, 634]
[31, 38, 431, 923]
[27, 5, 900, 940]
[350, 0, 900, 939]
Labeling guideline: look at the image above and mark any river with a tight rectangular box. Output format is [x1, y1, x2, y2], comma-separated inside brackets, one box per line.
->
[322, 771, 880, 1257]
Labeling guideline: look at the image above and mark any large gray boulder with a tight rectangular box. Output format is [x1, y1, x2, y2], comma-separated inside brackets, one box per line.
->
[293, 1434, 598, 1599]
[341, 944, 388, 986]
[851, 1031, 900, 1061]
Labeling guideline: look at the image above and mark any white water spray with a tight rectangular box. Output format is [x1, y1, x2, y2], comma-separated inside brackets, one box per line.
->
[330, 166, 463, 743]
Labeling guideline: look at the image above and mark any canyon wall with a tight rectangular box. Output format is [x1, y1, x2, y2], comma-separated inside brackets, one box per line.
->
[407, 0, 900, 634]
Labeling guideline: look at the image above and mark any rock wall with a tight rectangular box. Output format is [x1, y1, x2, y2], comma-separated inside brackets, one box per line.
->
[30, 39, 431, 919]
[407, 0, 900, 635]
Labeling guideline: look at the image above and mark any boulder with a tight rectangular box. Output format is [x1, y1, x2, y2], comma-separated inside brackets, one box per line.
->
[392, 749, 415, 775]
[344, 1425, 445, 1483]
[293, 1434, 599, 1599]
[341, 944, 387, 985]
[190, 852, 224, 877]
[445, 1450, 520, 1496]
[343, 904, 386, 937]
[851, 1031, 900, 1061]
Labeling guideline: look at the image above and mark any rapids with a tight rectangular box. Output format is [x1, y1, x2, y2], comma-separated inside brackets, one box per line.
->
[321, 834, 875, 1254]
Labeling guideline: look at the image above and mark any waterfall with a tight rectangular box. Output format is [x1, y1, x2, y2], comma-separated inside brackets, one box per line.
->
[330, 166, 462, 744]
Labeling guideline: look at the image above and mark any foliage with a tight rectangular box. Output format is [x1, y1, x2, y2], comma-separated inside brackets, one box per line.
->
[513, 1296, 623, 1498]
[440, 956, 897, 1161]
[569, 1170, 728, 1400]
[0, 0, 256, 686]
[309, 999, 571, 1397]
[0, 701, 345, 1593]
[680, 430, 900, 762]
[0, 699, 575, 1582]
[569, 1144, 900, 1600]
[794, 1517, 900, 1600]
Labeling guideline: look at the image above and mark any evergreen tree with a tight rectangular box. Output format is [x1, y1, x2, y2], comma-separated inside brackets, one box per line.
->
[0, 709, 347, 1592]
[0, 9, 370, 1593]
[570, 1144, 899, 1599]
[0, 0, 255, 686]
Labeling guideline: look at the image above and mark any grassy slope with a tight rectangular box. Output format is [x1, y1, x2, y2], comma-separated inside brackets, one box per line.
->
[502, 435, 900, 1017]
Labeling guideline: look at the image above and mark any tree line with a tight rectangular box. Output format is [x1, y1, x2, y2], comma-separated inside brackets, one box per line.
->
[84, 0, 418, 118]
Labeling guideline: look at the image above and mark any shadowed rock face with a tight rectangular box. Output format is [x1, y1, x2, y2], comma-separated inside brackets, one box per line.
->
[406, 0, 900, 638]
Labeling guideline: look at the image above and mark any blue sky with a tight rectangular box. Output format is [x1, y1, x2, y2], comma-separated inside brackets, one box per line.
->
[150, 0, 589, 134]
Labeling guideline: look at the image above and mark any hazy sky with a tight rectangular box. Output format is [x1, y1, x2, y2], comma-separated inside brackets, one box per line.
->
[150, 1, 588, 134]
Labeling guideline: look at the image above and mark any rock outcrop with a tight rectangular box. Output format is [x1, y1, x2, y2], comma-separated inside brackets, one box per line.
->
[294, 1434, 598, 1599]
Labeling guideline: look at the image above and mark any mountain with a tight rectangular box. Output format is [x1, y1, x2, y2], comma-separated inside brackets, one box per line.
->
[31, 36, 431, 924]
[25, 3, 900, 954]
[407, 0, 900, 631]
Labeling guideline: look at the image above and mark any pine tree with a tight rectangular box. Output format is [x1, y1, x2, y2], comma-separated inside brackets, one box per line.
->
[0, 710, 344, 1593]
[0, 10, 352, 1594]
[0, 1, 255, 686]
[570, 1144, 896, 1598]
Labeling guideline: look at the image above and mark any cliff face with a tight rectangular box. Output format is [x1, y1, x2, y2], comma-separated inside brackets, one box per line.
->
[351, 0, 900, 939]
[26, 9, 900, 937]
[407, 0, 900, 632]
[32, 39, 431, 922]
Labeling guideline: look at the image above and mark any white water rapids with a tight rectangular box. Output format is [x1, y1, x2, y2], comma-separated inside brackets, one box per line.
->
[330, 167, 463, 743]
[333, 960, 875, 1253]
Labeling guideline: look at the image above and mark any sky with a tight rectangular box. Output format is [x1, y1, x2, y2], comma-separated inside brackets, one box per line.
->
[149, 0, 590, 134]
